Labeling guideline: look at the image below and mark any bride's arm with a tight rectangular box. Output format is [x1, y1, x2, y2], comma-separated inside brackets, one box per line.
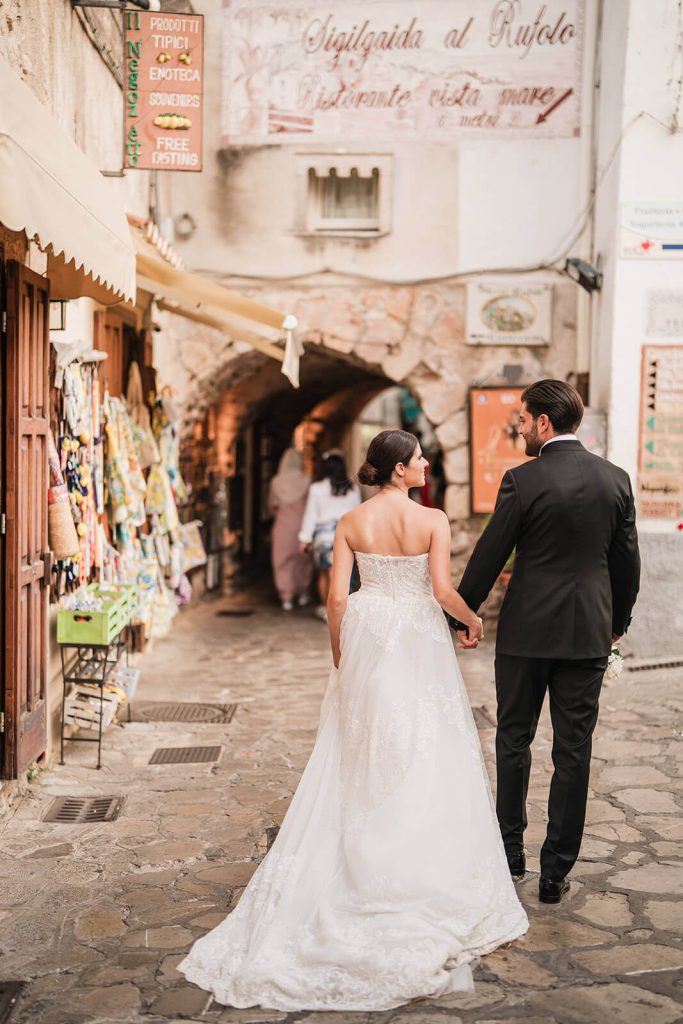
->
[327, 524, 355, 669]
[429, 511, 483, 644]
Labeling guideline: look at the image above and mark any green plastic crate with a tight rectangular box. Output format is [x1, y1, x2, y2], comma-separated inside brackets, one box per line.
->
[57, 584, 138, 646]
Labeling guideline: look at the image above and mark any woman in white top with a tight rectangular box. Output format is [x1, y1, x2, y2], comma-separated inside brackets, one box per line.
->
[299, 452, 361, 620]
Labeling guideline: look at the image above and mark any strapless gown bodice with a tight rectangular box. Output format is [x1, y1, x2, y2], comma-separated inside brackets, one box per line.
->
[344, 552, 449, 653]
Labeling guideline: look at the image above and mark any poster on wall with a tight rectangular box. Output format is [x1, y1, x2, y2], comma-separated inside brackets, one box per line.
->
[621, 203, 683, 259]
[124, 10, 204, 171]
[221, 0, 584, 144]
[638, 345, 683, 520]
[469, 387, 528, 513]
[646, 289, 683, 337]
[466, 279, 552, 345]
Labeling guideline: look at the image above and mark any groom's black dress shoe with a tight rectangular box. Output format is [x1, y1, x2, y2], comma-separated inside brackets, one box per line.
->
[539, 876, 570, 904]
[506, 849, 526, 879]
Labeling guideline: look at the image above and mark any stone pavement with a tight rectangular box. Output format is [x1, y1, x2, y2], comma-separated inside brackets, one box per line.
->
[1, 595, 682, 1024]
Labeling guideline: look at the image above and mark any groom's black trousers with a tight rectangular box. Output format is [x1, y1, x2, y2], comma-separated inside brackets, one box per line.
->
[494, 653, 608, 881]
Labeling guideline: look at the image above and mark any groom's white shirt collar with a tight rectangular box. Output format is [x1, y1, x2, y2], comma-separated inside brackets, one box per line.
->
[541, 433, 578, 451]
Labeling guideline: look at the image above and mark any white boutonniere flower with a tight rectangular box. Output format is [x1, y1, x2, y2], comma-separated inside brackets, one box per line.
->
[606, 644, 623, 681]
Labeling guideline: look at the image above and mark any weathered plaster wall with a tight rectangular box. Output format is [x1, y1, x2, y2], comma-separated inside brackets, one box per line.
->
[0, 0, 151, 224]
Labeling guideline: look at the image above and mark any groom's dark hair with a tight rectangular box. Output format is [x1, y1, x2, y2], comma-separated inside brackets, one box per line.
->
[521, 379, 584, 434]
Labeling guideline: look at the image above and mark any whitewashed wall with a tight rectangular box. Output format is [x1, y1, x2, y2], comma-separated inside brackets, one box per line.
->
[590, 0, 683, 656]
[169, 0, 598, 285]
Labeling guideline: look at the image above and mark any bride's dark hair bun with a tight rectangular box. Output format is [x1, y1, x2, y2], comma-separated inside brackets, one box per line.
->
[357, 429, 418, 487]
[357, 461, 380, 486]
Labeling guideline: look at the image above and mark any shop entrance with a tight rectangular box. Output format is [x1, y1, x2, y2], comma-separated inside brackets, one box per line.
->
[1, 261, 50, 778]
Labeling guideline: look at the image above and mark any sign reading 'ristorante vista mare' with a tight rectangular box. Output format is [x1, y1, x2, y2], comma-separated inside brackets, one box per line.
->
[222, 0, 584, 143]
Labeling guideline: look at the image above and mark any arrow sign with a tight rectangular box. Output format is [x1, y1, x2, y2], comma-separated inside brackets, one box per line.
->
[645, 440, 655, 453]
[536, 88, 573, 125]
[646, 416, 655, 429]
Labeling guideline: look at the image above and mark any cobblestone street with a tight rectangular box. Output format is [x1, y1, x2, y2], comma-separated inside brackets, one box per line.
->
[1, 596, 682, 1024]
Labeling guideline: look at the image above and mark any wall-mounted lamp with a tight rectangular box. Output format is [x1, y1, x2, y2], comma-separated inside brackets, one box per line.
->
[49, 300, 68, 331]
[502, 364, 524, 385]
[564, 257, 603, 293]
[71, 1, 161, 10]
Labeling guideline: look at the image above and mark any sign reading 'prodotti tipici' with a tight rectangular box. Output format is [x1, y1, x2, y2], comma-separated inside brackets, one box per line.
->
[124, 10, 204, 172]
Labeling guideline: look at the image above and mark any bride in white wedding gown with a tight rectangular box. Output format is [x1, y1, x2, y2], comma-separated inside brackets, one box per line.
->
[178, 430, 528, 1011]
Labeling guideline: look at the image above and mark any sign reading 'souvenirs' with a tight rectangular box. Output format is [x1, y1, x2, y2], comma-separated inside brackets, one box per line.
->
[222, 0, 584, 144]
[124, 10, 204, 172]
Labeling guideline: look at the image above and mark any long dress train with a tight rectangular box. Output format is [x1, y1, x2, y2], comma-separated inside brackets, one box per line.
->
[178, 552, 528, 1011]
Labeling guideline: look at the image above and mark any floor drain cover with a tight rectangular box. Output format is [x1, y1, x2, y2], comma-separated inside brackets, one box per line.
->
[43, 796, 125, 823]
[216, 608, 254, 617]
[149, 745, 223, 765]
[472, 706, 496, 729]
[627, 658, 683, 672]
[0, 981, 24, 1024]
[130, 702, 237, 724]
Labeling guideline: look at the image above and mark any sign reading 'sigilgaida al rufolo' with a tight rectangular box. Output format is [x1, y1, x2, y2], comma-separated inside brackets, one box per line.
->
[124, 10, 203, 171]
[222, 0, 583, 143]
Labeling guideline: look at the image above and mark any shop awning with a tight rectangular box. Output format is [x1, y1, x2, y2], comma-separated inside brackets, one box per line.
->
[0, 59, 136, 304]
[133, 225, 303, 387]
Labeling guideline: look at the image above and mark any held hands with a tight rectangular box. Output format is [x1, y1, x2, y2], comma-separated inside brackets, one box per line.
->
[457, 617, 484, 650]
[299, 541, 312, 556]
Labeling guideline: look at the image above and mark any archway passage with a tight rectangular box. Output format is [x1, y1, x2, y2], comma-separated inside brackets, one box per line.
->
[180, 346, 393, 594]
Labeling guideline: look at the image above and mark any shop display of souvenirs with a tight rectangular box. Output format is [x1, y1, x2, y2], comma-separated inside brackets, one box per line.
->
[50, 349, 199, 645]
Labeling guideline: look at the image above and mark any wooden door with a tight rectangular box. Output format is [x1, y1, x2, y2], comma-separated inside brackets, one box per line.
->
[3, 262, 50, 777]
[94, 311, 130, 396]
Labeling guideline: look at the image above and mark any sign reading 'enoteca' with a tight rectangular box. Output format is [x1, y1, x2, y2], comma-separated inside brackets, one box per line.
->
[124, 10, 203, 172]
[222, 0, 583, 144]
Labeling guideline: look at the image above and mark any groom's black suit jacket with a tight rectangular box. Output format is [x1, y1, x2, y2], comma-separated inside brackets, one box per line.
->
[458, 440, 641, 660]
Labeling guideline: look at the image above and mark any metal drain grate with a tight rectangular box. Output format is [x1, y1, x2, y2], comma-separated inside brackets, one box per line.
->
[216, 608, 254, 617]
[43, 795, 125, 824]
[626, 658, 683, 672]
[149, 745, 223, 765]
[130, 702, 237, 724]
[0, 981, 24, 1024]
[472, 706, 496, 729]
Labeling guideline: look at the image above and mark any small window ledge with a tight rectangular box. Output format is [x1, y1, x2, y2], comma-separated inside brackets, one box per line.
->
[294, 229, 389, 240]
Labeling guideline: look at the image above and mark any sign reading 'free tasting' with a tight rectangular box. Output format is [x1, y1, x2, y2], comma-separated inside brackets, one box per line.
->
[124, 10, 204, 172]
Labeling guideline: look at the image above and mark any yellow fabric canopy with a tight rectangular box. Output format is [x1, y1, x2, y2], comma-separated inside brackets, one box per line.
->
[133, 226, 302, 387]
[0, 58, 136, 304]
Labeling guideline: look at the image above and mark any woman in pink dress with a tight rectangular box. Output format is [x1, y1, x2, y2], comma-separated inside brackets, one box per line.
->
[268, 448, 313, 611]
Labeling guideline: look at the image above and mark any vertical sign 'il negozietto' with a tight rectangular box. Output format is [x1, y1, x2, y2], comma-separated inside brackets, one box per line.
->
[125, 10, 204, 171]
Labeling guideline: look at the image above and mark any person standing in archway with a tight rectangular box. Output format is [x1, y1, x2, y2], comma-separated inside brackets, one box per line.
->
[299, 451, 361, 621]
[268, 448, 313, 611]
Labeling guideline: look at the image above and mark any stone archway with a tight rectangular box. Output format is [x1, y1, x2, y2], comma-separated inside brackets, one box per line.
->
[157, 274, 577, 569]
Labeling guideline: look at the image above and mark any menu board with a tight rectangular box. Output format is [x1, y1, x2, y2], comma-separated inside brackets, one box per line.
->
[638, 345, 683, 519]
[124, 10, 204, 172]
[469, 387, 528, 513]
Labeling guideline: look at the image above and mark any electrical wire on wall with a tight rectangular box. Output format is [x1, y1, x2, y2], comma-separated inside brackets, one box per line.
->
[193, 108, 675, 289]
[73, 6, 123, 87]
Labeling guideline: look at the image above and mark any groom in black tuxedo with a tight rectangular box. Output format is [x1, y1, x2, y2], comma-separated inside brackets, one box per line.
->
[457, 380, 640, 903]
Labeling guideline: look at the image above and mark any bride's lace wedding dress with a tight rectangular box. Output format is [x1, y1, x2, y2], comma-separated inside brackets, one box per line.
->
[178, 552, 528, 1010]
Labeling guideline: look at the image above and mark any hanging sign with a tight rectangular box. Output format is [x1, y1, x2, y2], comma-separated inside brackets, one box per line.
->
[124, 10, 204, 171]
[466, 279, 552, 345]
[469, 387, 528, 513]
[638, 345, 683, 519]
[221, 0, 584, 144]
